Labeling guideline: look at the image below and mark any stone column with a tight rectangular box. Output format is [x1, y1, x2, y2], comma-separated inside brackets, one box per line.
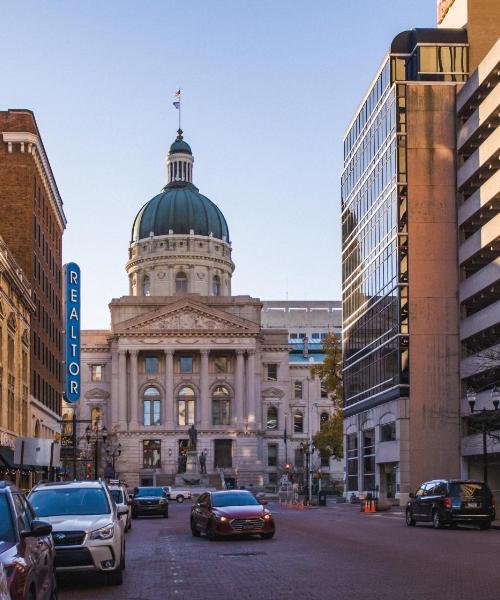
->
[164, 349, 174, 427]
[200, 350, 210, 429]
[235, 350, 245, 427]
[246, 350, 256, 429]
[118, 350, 127, 429]
[111, 350, 119, 426]
[129, 350, 139, 429]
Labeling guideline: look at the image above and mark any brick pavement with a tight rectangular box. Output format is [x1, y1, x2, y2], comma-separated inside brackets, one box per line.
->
[59, 502, 500, 600]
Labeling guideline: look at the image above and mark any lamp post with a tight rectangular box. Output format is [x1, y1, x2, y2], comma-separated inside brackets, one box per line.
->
[85, 418, 108, 480]
[106, 443, 122, 474]
[299, 441, 315, 503]
[467, 386, 500, 484]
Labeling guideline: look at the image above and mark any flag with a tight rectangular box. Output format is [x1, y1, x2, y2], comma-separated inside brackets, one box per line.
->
[173, 89, 181, 109]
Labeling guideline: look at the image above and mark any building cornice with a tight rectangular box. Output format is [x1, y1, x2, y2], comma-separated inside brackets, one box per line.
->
[2, 131, 67, 229]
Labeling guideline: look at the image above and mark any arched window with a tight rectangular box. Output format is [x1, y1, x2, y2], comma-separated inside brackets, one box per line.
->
[320, 412, 329, 430]
[266, 406, 278, 430]
[293, 411, 304, 433]
[34, 419, 41, 437]
[143, 275, 151, 297]
[212, 275, 221, 296]
[143, 387, 161, 426]
[176, 271, 188, 294]
[177, 386, 195, 425]
[212, 385, 231, 425]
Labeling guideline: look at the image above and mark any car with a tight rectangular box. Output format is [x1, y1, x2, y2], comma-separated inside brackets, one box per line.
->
[0, 480, 56, 600]
[28, 480, 127, 585]
[108, 481, 132, 532]
[406, 479, 495, 530]
[190, 490, 275, 540]
[163, 486, 192, 503]
[131, 487, 169, 518]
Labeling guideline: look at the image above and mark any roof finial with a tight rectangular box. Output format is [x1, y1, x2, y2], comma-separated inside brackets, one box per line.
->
[177, 128, 184, 140]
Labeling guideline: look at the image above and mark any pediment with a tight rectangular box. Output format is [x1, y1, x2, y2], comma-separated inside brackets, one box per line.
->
[262, 387, 285, 399]
[116, 299, 259, 336]
[85, 387, 110, 400]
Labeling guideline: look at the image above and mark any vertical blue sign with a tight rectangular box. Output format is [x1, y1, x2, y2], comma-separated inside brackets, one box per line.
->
[63, 262, 80, 403]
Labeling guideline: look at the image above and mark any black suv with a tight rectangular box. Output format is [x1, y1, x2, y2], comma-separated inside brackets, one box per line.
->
[0, 480, 56, 599]
[131, 487, 169, 518]
[406, 479, 495, 529]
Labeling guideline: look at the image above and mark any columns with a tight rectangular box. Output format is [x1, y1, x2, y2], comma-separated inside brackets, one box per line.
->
[111, 350, 119, 426]
[235, 350, 245, 427]
[129, 350, 138, 429]
[118, 350, 127, 429]
[164, 350, 174, 427]
[246, 350, 256, 429]
[200, 350, 210, 428]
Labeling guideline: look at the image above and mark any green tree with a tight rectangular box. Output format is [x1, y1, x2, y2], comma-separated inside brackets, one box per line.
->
[311, 332, 343, 460]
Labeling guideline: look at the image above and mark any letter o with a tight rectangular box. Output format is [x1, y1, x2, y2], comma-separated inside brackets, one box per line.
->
[68, 362, 80, 376]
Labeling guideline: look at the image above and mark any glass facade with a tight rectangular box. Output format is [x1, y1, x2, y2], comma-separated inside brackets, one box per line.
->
[341, 40, 467, 412]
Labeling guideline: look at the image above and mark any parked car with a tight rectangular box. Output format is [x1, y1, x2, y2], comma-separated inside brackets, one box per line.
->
[406, 479, 495, 529]
[0, 480, 56, 600]
[131, 487, 169, 518]
[29, 480, 127, 585]
[190, 490, 275, 540]
[163, 486, 192, 503]
[108, 481, 132, 531]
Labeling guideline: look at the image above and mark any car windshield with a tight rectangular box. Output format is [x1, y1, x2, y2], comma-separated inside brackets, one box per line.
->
[0, 495, 15, 547]
[212, 492, 260, 507]
[135, 488, 164, 498]
[29, 487, 110, 516]
[450, 482, 490, 500]
[110, 489, 124, 504]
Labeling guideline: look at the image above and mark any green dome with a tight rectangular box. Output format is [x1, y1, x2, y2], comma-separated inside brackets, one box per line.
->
[132, 181, 230, 242]
[169, 138, 192, 155]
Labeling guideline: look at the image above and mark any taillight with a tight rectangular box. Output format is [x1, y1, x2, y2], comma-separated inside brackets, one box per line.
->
[444, 496, 452, 509]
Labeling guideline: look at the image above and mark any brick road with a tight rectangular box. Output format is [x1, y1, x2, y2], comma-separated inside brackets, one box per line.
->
[58, 502, 500, 600]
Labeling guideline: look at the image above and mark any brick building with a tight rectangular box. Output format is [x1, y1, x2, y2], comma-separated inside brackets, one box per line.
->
[0, 109, 67, 438]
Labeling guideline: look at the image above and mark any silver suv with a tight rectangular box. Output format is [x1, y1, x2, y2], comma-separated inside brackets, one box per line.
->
[29, 480, 127, 585]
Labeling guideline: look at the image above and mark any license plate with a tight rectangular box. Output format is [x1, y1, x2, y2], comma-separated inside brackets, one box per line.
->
[466, 502, 479, 508]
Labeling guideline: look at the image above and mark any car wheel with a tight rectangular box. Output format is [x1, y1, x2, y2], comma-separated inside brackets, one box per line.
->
[107, 565, 123, 586]
[479, 522, 491, 530]
[163, 510, 169, 518]
[127, 519, 132, 531]
[449, 522, 458, 529]
[27, 586, 36, 600]
[405, 509, 416, 527]
[176, 495, 185, 503]
[260, 531, 275, 539]
[432, 509, 443, 529]
[206, 520, 217, 541]
[50, 568, 58, 599]
[191, 518, 201, 537]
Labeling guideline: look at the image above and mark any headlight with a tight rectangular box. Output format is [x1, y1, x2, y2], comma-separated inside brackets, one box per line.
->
[214, 513, 227, 522]
[159, 499, 167, 505]
[263, 512, 272, 520]
[90, 524, 114, 540]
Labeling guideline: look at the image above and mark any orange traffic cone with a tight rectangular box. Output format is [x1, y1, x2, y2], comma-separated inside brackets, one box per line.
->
[370, 499, 376, 513]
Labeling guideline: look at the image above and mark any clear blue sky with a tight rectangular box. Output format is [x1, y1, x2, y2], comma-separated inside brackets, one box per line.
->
[1, 0, 437, 329]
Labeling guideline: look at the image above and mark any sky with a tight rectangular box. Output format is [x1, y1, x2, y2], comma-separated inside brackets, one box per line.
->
[1, 0, 437, 329]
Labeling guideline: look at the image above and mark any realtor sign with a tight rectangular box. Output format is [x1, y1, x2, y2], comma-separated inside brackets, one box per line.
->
[63, 262, 81, 403]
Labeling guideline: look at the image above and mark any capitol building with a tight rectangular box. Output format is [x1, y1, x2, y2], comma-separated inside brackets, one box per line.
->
[77, 130, 340, 489]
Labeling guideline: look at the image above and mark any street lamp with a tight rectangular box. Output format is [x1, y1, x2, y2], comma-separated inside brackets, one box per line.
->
[106, 443, 122, 474]
[467, 386, 500, 483]
[85, 419, 108, 480]
[299, 441, 315, 504]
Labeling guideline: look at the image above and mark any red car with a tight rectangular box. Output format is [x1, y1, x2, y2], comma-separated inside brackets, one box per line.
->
[0, 481, 56, 600]
[190, 490, 275, 540]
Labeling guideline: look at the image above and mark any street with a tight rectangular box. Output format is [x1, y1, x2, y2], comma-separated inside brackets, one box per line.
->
[58, 502, 500, 600]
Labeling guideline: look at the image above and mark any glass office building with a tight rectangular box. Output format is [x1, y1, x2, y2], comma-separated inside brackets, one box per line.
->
[341, 28, 468, 500]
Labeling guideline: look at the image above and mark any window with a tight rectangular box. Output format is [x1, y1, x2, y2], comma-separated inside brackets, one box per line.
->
[266, 363, 278, 381]
[143, 276, 151, 297]
[320, 381, 328, 399]
[294, 448, 304, 468]
[212, 385, 231, 425]
[294, 380, 303, 399]
[91, 407, 102, 428]
[7, 336, 14, 372]
[212, 275, 221, 296]
[176, 271, 188, 294]
[293, 411, 304, 433]
[143, 439, 161, 468]
[266, 406, 278, 430]
[213, 355, 229, 373]
[180, 356, 193, 373]
[320, 412, 329, 430]
[311, 333, 320, 340]
[177, 386, 195, 425]
[362, 429, 376, 491]
[347, 433, 358, 491]
[145, 356, 159, 375]
[143, 387, 161, 426]
[380, 421, 396, 442]
[214, 439, 232, 468]
[22, 351, 28, 383]
[90, 365, 103, 382]
[267, 444, 278, 467]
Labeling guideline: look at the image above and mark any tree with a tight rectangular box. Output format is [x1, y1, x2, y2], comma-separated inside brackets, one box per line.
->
[310, 332, 343, 460]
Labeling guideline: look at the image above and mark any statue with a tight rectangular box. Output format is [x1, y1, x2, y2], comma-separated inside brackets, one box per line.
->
[177, 454, 186, 474]
[188, 424, 197, 450]
[199, 451, 207, 474]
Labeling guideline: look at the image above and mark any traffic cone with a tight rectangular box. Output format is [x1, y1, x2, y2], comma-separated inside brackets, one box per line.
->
[370, 499, 376, 513]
